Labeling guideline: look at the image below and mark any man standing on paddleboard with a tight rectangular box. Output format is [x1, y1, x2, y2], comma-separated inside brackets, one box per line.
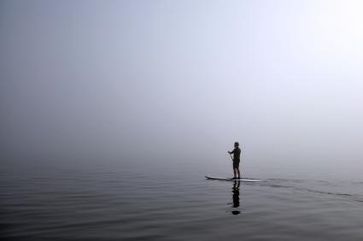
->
[228, 142, 241, 179]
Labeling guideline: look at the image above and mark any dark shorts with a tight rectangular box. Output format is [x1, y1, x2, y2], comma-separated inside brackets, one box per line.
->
[233, 161, 240, 169]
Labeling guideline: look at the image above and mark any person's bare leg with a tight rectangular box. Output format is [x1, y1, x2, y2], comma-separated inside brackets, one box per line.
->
[233, 169, 237, 178]
[237, 169, 240, 179]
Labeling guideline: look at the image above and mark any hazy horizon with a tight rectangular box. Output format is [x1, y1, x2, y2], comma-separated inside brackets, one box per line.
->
[1, 0, 363, 178]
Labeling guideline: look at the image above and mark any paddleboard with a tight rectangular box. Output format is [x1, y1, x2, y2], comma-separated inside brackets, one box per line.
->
[205, 176, 261, 182]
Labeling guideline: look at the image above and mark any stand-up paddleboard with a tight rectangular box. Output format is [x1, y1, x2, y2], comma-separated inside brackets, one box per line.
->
[205, 176, 261, 182]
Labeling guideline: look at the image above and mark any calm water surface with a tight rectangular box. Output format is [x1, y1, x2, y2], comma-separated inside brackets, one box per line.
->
[1, 160, 363, 241]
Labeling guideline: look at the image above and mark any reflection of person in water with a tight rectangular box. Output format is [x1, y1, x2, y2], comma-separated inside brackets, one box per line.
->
[231, 180, 241, 215]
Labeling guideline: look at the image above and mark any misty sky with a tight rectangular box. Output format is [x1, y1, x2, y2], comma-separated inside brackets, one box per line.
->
[1, 0, 363, 173]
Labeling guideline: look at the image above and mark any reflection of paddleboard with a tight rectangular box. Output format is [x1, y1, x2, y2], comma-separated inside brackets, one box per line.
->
[205, 176, 261, 182]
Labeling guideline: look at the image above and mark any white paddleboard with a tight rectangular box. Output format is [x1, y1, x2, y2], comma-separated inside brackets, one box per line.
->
[205, 176, 261, 182]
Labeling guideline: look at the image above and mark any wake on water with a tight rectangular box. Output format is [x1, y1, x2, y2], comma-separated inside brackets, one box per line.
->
[206, 176, 363, 204]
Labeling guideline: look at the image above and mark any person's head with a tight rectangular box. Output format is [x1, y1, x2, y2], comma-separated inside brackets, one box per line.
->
[234, 142, 239, 147]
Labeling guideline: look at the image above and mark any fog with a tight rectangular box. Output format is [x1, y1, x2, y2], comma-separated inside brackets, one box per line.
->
[1, 0, 363, 176]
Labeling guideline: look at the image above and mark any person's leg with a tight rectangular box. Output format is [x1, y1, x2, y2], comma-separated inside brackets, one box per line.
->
[233, 168, 237, 178]
[237, 168, 240, 179]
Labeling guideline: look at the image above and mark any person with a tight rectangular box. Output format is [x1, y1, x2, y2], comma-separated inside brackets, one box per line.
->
[228, 142, 241, 179]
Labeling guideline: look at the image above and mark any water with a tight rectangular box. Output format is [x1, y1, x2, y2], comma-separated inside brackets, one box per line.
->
[1, 160, 363, 241]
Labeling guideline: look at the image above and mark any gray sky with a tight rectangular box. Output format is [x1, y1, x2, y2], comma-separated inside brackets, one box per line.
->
[1, 0, 363, 173]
